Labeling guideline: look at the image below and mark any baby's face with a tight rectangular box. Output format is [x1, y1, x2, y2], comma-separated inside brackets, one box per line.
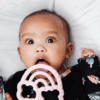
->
[18, 14, 73, 73]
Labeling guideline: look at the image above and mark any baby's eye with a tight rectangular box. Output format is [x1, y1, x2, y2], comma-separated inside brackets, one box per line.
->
[26, 39, 34, 44]
[46, 37, 55, 43]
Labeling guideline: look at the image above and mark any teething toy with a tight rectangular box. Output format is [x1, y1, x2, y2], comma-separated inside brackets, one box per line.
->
[17, 64, 64, 100]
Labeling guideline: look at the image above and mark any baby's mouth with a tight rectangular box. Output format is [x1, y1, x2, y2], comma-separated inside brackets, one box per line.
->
[36, 59, 49, 65]
[35, 59, 49, 72]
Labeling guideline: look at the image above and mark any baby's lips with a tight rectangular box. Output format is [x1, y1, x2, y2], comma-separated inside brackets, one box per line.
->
[37, 61, 48, 65]
[35, 68, 48, 72]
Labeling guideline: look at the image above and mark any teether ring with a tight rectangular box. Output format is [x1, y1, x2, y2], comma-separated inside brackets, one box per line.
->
[17, 64, 64, 100]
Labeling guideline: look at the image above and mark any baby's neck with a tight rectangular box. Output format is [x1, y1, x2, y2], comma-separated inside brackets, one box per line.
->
[58, 65, 66, 75]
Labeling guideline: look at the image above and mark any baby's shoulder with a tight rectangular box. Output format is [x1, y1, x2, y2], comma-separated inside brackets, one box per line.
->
[6, 69, 27, 85]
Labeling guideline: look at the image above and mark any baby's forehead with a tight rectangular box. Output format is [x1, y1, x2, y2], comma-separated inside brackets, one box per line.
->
[20, 13, 64, 33]
[20, 12, 68, 41]
[22, 13, 64, 26]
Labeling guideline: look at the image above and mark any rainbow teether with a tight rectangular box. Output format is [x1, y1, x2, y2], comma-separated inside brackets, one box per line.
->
[17, 64, 64, 100]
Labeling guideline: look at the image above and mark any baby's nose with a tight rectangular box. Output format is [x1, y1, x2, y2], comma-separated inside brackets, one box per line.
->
[35, 45, 46, 53]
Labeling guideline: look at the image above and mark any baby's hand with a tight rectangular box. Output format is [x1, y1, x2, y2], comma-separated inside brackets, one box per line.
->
[4, 92, 12, 100]
[80, 48, 98, 58]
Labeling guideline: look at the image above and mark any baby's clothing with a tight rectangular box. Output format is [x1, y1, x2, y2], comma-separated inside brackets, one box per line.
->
[4, 56, 100, 100]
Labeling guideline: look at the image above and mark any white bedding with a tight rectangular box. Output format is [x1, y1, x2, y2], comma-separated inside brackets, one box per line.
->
[0, 0, 100, 81]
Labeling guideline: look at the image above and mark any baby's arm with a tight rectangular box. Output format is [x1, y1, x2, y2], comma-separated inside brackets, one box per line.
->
[80, 48, 100, 84]
[61, 48, 97, 79]
[63, 48, 99, 85]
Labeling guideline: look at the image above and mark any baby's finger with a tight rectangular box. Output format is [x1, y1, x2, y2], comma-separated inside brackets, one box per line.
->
[88, 76, 99, 84]
[84, 52, 92, 57]
[80, 48, 86, 54]
[80, 48, 87, 51]
[81, 52, 89, 58]
[5, 92, 12, 100]
[80, 48, 87, 58]
[88, 53, 95, 57]
[92, 53, 98, 56]
[85, 52, 98, 57]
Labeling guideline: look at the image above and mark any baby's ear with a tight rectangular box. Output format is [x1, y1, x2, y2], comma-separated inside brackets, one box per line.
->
[66, 43, 74, 59]
[17, 47, 23, 61]
[17, 46, 20, 55]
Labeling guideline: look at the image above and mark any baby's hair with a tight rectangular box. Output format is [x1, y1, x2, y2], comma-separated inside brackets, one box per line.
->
[19, 9, 70, 42]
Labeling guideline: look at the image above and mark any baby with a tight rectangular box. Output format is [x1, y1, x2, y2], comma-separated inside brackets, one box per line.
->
[4, 10, 99, 100]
